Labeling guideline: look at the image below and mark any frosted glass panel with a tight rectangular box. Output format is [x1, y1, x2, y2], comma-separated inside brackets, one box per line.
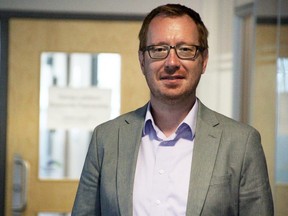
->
[276, 58, 288, 183]
[39, 52, 121, 180]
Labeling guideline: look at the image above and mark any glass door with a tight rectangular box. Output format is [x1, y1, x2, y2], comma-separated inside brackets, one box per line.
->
[6, 18, 146, 216]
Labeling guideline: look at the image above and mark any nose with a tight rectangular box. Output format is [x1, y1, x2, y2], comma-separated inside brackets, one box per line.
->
[164, 48, 180, 73]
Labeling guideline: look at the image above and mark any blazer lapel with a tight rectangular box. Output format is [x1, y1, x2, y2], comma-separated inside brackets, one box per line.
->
[186, 102, 222, 216]
[116, 106, 147, 216]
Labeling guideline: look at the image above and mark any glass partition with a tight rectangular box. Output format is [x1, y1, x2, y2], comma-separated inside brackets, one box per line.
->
[39, 52, 121, 179]
[275, 0, 288, 183]
[276, 58, 288, 183]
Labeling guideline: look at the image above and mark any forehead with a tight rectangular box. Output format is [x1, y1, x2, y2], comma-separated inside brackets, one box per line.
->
[147, 15, 199, 44]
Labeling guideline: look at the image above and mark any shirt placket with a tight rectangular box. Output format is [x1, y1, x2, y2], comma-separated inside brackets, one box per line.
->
[150, 141, 173, 216]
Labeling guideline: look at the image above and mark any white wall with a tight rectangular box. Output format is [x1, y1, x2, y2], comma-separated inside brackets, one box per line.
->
[197, 0, 234, 117]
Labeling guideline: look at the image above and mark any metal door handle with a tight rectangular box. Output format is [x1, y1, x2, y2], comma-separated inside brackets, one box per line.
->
[12, 154, 29, 212]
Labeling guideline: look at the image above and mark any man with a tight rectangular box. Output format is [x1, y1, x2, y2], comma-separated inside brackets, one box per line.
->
[72, 4, 274, 216]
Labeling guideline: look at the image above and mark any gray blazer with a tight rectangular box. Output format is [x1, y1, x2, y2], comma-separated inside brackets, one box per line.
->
[72, 101, 274, 216]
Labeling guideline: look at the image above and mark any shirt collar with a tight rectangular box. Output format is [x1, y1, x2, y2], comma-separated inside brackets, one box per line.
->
[143, 99, 198, 140]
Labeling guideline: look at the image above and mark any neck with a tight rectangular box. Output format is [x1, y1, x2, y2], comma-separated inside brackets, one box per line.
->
[150, 96, 196, 137]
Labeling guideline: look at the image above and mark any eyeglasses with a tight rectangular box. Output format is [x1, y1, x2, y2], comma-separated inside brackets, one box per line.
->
[141, 44, 205, 60]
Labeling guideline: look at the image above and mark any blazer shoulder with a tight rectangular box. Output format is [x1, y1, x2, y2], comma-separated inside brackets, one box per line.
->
[199, 101, 259, 134]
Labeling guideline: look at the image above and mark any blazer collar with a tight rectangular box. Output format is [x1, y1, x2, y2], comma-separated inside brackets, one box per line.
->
[116, 104, 147, 216]
[186, 101, 222, 215]
[116, 102, 222, 216]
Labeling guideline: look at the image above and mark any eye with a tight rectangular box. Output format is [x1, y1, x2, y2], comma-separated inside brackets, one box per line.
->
[178, 46, 195, 52]
[150, 46, 168, 53]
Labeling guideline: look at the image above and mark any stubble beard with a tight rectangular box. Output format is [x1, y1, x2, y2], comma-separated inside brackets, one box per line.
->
[150, 86, 197, 106]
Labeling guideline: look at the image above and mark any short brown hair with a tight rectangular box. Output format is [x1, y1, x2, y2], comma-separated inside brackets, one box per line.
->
[138, 4, 209, 51]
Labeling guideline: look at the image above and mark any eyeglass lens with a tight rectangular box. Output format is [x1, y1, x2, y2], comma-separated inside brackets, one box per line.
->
[148, 45, 198, 59]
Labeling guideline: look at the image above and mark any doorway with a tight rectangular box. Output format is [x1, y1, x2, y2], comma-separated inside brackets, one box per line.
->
[4, 17, 148, 216]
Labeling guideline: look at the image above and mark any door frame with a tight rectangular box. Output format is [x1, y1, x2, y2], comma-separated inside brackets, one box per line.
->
[0, 17, 9, 216]
[0, 10, 143, 216]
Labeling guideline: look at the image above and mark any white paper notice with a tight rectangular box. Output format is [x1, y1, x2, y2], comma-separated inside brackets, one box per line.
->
[47, 87, 111, 130]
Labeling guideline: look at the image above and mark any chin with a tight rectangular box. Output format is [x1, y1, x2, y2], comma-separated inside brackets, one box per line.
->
[161, 91, 195, 103]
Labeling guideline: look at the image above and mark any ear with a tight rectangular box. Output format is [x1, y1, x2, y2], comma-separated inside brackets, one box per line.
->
[201, 49, 209, 74]
[138, 51, 145, 74]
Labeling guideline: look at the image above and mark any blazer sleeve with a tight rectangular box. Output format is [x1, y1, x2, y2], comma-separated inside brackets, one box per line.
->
[71, 128, 101, 216]
[239, 128, 274, 216]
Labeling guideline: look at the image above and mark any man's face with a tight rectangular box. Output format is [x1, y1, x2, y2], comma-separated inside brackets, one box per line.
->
[139, 15, 208, 104]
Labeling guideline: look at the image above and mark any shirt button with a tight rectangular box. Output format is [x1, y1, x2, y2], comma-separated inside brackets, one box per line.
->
[155, 200, 161, 205]
[158, 169, 165, 175]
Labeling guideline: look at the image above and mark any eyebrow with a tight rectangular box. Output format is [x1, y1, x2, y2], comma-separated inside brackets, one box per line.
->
[147, 42, 198, 46]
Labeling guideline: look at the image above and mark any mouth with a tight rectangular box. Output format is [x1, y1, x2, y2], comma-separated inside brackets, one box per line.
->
[160, 75, 185, 80]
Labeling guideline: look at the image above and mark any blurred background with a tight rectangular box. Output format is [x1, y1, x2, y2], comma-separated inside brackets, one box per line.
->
[0, 0, 287, 215]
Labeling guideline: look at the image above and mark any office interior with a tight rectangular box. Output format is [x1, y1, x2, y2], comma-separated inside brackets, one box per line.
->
[0, 0, 287, 215]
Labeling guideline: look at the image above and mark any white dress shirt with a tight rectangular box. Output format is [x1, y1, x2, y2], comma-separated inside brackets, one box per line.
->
[133, 100, 198, 216]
